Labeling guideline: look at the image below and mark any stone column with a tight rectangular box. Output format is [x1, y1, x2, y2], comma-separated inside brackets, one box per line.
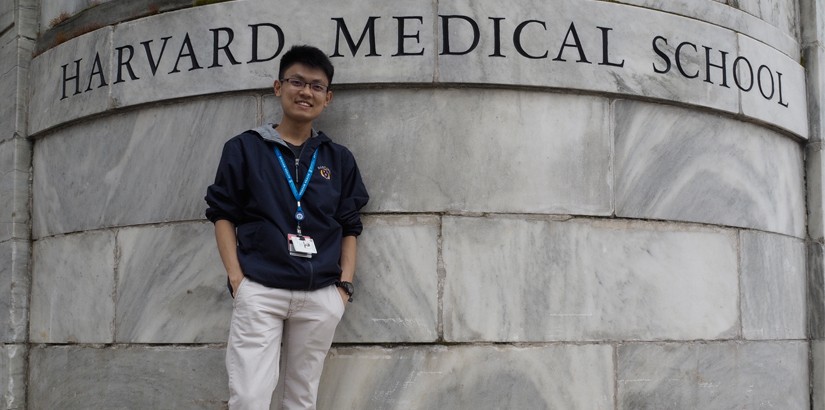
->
[804, 0, 825, 408]
[22, 1, 813, 409]
[0, 1, 35, 409]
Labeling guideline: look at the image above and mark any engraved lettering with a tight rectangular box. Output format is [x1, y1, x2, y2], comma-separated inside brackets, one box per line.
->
[114, 45, 140, 84]
[514, 20, 548, 59]
[439, 15, 479, 55]
[209, 27, 241, 68]
[553, 22, 590, 63]
[169, 33, 203, 74]
[330, 17, 381, 57]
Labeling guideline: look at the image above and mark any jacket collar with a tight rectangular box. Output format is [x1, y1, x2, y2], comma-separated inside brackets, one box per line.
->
[251, 123, 330, 149]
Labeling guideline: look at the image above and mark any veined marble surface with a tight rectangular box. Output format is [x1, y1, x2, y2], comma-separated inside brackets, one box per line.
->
[804, 19, 825, 241]
[0, 28, 35, 142]
[736, 0, 799, 39]
[806, 44, 825, 143]
[740, 231, 808, 340]
[0, 344, 26, 410]
[618, 341, 809, 409]
[437, 0, 743, 114]
[115, 222, 230, 343]
[108, 0, 434, 110]
[307, 89, 613, 215]
[0, 240, 30, 343]
[442, 216, 739, 342]
[319, 344, 613, 409]
[801, 0, 825, 46]
[28, 27, 113, 135]
[616, 0, 799, 58]
[28, 345, 228, 410]
[740, 231, 806, 340]
[0, 0, 12, 33]
[335, 216, 440, 343]
[737, 33, 808, 137]
[29, 231, 116, 343]
[814, 341, 825, 410]
[32, 94, 257, 239]
[27, 0, 809, 138]
[810, 242, 825, 339]
[614, 100, 805, 238]
[0, 138, 31, 243]
[40, 0, 114, 30]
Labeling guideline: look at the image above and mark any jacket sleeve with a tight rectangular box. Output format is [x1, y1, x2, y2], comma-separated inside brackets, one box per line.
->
[205, 137, 248, 225]
[336, 149, 369, 237]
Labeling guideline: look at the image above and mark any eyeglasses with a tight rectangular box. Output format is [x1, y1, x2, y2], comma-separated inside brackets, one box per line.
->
[280, 77, 329, 93]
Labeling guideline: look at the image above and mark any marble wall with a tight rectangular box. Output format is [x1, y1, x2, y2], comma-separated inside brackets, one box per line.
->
[27, 0, 808, 137]
[802, 1, 825, 407]
[1, 0, 36, 409]
[15, 0, 817, 409]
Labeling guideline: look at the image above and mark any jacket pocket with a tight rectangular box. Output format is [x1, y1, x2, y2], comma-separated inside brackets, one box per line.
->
[236, 221, 264, 253]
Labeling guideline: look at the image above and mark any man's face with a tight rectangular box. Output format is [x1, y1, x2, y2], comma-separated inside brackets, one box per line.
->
[274, 63, 333, 124]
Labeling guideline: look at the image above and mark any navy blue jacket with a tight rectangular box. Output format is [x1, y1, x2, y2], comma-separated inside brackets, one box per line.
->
[205, 124, 369, 291]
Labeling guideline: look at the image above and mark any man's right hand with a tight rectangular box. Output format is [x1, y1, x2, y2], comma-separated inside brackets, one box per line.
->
[229, 274, 245, 297]
[215, 219, 246, 298]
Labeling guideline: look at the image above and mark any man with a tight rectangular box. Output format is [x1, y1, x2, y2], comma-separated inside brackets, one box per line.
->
[205, 45, 369, 409]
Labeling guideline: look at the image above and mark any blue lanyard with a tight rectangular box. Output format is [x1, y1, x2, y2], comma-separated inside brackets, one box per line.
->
[274, 146, 318, 225]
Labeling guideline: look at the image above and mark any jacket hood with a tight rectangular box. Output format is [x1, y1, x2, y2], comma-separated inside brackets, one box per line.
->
[251, 123, 329, 147]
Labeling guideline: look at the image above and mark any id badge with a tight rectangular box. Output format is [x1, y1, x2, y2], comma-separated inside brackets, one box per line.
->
[288, 234, 318, 258]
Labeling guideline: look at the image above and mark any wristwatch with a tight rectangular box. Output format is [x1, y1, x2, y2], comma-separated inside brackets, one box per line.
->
[335, 281, 354, 302]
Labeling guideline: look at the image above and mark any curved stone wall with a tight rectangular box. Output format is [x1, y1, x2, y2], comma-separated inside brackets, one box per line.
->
[27, 0, 809, 138]
[17, 0, 816, 409]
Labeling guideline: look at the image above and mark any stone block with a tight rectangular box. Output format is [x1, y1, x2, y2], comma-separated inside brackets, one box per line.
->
[18, 0, 39, 39]
[40, 0, 114, 31]
[811, 242, 825, 339]
[801, 0, 825, 46]
[30, 231, 116, 343]
[319, 344, 614, 409]
[618, 341, 809, 410]
[0, 138, 31, 243]
[0, 240, 30, 343]
[740, 230, 806, 340]
[0, 344, 26, 410]
[29, 345, 228, 410]
[0, 30, 17, 141]
[29, 27, 113, 135]
[306, 89, 612, 215]
[41, 1, 88, 30]
[737, 0, 799, 39]
[115, 222, 231, 343]
[442, 216, 739, 342]
[28, 0, 808, 140]
[0, 30, 35, 142]
[736, 33, 808, 138]
[437, 0, 740, 115]
[109, 0, 434, 109]
[0, 1, 12, 33]
[616, 0, 798, 59]
[614, 100, 805, 238]
[815, 340, 825, 410]
[335, 215, 440, 343]
[32, 94, 257, 238]
[805, 44, 825, 142]
[811, 144, 825, 241]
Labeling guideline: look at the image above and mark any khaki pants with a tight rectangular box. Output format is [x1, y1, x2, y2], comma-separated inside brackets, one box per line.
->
[227, 279, 345, 410]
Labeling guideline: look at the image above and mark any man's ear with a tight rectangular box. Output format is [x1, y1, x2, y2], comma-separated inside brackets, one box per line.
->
[324, 91, 333, 107]
[273, 79, 281, 96]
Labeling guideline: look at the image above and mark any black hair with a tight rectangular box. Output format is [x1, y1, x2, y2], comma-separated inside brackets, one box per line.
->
[278, 45, 335, 86]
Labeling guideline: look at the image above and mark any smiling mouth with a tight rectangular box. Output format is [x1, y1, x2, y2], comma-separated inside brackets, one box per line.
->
[296, 100, 313, 107]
